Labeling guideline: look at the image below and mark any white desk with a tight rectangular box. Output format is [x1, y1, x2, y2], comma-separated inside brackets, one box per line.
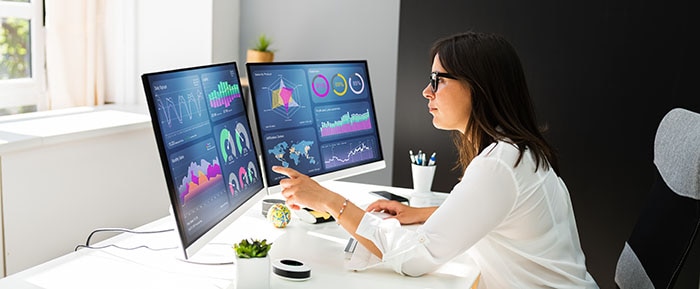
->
[0, 181, 479, 289]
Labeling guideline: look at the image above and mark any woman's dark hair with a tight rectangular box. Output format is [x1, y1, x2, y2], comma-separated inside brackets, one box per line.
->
[430, 31, 559, 174]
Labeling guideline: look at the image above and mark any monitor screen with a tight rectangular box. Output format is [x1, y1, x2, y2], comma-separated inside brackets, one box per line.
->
[142, 62, 266, 261]
[246, 60, 385, 193]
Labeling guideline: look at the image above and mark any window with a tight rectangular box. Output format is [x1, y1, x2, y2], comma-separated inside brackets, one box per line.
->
[0, 0, 45, 115]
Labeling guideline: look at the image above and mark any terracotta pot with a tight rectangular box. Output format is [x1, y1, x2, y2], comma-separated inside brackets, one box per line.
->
[247, 49, 274, 63]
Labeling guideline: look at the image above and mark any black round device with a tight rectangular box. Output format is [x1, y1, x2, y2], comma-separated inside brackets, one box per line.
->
[272, 258, 311, 281]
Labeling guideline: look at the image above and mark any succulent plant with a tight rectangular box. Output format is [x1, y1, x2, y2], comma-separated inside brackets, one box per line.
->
[233, 239, 272, 258]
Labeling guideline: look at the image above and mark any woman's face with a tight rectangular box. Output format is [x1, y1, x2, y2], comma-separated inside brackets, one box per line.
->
[422, 54, 472, 134]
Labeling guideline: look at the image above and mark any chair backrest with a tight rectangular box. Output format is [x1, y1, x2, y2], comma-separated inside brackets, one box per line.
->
[615, 108, 700, 289]
[654, 108, 700, 200]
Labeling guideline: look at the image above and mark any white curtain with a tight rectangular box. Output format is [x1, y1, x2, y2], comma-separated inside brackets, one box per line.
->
[45, 0, 106, 109]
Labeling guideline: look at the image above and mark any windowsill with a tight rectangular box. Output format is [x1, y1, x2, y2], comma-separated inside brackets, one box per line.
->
[0, 104, 153, 153]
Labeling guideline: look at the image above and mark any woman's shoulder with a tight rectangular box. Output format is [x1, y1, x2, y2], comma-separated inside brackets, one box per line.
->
[479, 140, 520, 160]
[477, 140, 539, 172]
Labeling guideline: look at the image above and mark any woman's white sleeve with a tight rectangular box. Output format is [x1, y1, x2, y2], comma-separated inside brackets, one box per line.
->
[347, 157, 518, 276]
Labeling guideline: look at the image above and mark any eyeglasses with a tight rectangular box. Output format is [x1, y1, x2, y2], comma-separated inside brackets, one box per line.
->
[430, 71, 457, 93]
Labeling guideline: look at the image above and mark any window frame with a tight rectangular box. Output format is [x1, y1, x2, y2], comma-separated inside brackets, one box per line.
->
[0, 0, 46, 110]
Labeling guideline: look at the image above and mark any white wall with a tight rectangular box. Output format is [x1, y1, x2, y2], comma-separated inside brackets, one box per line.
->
[0, 109, 169, 275]
[104, 0, 241, 105]
[212, 0, 241, 63]
[133, 0, 214, 105]
[239, 0, 400, 186]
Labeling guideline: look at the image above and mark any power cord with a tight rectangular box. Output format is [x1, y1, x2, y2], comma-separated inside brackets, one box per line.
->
[75, 227, 175, 252]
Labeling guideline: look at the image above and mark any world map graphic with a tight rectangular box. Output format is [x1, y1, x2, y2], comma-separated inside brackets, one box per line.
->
[267, 140, 317, 167]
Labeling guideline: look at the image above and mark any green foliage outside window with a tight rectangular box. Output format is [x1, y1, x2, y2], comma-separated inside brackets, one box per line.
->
[1, 17, 31, 80]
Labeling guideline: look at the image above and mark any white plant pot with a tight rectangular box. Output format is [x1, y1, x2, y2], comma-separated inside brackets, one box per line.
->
[234, 256, 270, 289]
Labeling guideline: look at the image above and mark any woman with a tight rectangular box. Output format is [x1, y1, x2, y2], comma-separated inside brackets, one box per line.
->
[273, 31, 599, 288]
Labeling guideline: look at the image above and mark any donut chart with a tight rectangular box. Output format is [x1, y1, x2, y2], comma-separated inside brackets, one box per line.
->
[311, 74, 330, 97]
[349, 72, 365, 94]
[331, 73, 348, 96]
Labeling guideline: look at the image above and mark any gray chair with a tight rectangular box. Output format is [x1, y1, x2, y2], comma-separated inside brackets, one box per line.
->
[615, 108, 700, 289]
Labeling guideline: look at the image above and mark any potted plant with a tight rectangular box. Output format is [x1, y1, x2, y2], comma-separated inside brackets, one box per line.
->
[246, 34, 275, 63]
[233, 239, 272, 289]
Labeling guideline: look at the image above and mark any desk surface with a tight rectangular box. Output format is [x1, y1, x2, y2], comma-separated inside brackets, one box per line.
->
[0, 181, 478, 289]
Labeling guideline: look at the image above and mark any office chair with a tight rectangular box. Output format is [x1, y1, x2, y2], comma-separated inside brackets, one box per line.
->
[615, 108, 700, 289]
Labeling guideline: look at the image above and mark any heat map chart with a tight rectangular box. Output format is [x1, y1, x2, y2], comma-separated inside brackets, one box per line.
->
[321, 136, 378, 169]
[314, 101, 373, 140]
[152, 75, 212, 149]
[201, 68, 244, 121]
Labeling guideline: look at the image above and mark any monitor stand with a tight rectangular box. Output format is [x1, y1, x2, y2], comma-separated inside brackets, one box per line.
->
[177, 242, 236, 265]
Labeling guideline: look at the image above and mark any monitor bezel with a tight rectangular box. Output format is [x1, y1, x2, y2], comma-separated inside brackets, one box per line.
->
[245, 60, 386, 194]
[141, 62, 267, 260]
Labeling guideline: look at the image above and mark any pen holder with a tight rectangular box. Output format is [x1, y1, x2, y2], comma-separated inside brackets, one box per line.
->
[411, 163, 436, 198]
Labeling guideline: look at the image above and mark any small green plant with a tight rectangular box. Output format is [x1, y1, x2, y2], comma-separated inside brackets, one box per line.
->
[233, 239, 272, 258]
[251, 34, 274, 52]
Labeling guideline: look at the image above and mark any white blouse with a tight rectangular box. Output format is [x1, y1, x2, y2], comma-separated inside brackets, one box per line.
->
[350, 141, 599, 289]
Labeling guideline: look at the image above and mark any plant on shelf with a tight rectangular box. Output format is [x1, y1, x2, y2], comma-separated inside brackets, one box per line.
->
[246, 34, 275, 63]
[233, 238, 272, 258]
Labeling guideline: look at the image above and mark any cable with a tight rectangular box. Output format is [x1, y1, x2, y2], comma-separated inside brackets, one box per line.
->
[75, 227, 175, 252]
[75, 244, 178, 251]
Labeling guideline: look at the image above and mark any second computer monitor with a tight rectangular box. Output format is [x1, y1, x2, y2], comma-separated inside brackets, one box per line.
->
[246, 60, 385, 193]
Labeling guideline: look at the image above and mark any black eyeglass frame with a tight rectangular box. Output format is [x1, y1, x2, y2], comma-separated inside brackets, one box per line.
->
[430, 71, 458, 93]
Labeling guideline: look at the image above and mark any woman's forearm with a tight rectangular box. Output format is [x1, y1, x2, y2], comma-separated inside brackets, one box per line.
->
[324, 194, 384, 259]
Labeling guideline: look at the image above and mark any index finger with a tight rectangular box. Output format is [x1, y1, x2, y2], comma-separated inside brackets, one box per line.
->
[272, 166, 301, 178]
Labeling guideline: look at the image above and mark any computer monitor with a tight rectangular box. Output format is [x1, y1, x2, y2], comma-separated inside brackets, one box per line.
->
[246, 60, 385, 194]
[142, 62, 266, 262]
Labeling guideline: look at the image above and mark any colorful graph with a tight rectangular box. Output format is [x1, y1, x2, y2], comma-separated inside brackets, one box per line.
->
[331, 73, 348, 96]
[208, 81, 241, 108]
[220, 128, 236, 162]
[320, 109, 372, 137]
[178, 158, 223, 202]
[228, 171, 240, 195]
[311, 74, 330, 97]
[227, 161, 260, 196]
[254, 71, 314, 131]
[217, 118, 252, 163]
[322, 140, 376, 169]
[247, 161, 259, 184]
[271, 78, 298, 112]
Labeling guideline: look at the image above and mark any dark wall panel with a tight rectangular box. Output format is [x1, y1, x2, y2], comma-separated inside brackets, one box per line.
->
[393, 1, 700, 288]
